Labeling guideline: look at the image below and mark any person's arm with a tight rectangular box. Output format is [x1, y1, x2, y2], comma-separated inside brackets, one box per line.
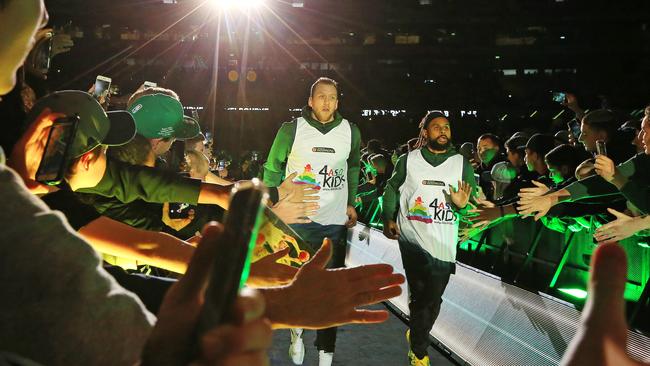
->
[381, 154, 407, 222]
[76, 160, 204, 205]
[564, 155, 639, 200]
[346, 123, 362, 206]
[79, 216, 195, 274]
[263, 122, 296, 188]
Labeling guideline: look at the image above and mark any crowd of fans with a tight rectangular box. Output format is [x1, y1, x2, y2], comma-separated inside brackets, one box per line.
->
[0, 1, 648, 366]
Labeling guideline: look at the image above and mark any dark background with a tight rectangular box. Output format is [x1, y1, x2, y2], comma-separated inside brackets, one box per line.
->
[43, 0, 650, 155]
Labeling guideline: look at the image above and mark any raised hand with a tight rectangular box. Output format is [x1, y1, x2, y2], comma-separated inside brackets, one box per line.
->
[449, 180, 472, 208]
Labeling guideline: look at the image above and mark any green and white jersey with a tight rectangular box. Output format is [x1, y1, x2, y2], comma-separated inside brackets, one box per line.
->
[286, 117, 352, 225]
[397, 149, 464, 262]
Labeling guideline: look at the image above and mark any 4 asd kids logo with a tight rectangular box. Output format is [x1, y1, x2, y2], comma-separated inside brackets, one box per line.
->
[407, 197, 456, 224]
[294, 164, 345, 190]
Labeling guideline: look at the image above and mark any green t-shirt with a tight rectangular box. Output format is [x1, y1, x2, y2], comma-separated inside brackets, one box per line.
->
[263, 106, 362, 206]
[382, 147, 477, 221]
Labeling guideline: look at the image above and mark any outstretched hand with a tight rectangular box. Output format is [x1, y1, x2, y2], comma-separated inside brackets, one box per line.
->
[271, 191, 319, 224]
[278, 172, 320, 203]
[449, 180, 472, 208]
[248, 247, 298, 287]
[593, 208, 647, 244]
[518, 180, 550, 198]
[263, 238, 405, 329]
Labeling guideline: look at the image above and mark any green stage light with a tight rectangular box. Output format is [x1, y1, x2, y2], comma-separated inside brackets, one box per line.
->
[558, 288, 588, 299]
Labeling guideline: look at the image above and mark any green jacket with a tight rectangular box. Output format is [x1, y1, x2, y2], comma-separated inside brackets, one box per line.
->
[263, 106, 361, 206]
[565, 153, 650, 213]
[77, 159, 201, 204]
[382, 147, 477, 221]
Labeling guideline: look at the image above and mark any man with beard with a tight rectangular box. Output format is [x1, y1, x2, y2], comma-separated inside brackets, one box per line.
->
[382, 111, 475, 366]
[263, 77, 361, 366]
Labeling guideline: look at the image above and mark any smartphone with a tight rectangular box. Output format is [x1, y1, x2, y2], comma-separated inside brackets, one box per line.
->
[217, 160, 226, 171]
[143, 81, 157, 89]
[92, 75, 111, 100]
[168, 202, 194, 219]
[35, 116, 80, 186]
[596, 139, 607, 156]
[552, 91, 566, 104]
[567, 120, 581, 139]
[195, 180, 269, 336]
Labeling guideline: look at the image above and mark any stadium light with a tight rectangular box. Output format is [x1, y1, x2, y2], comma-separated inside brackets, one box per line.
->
[210, 0, 264, 9]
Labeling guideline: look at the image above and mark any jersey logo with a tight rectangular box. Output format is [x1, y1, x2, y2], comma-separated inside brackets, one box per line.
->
[294, 164, 321, 189]
[318, 165, 345, 189]
[406, 196, 433, 223]
[422, 180, 445, 186]
[428, 198, 457, 223]
[312, 147, 336, 154]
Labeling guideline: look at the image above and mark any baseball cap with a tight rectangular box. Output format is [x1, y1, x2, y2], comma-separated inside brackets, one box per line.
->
[490, 161, 517, 183]
[26, 90, 136, 158]
[129, 93, 200, 140]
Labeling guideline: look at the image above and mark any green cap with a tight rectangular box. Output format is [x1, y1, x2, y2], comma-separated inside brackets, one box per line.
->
[128, 94, 200, 140]
[26, 90, 137, 158]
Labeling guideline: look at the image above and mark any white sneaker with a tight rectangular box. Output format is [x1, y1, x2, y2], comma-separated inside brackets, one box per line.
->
[289, 328, 305, 365]
[318, 350, 334, 366]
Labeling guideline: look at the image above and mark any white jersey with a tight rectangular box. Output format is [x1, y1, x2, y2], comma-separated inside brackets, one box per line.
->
[286, 117, 352, 225]
[397, 150, 464, 262]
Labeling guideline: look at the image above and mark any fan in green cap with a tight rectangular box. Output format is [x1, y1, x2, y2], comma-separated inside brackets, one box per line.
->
[128, 93, 200, 140]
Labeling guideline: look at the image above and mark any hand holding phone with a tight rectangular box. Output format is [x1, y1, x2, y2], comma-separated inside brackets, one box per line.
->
[92, 75, 111, 100]
[35, 115, 79, 185]
[596, 140, 607, 156]
[195, 180, 268, 338]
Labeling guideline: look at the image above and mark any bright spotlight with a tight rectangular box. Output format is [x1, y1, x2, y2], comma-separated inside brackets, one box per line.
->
[210, 0, 263, 9]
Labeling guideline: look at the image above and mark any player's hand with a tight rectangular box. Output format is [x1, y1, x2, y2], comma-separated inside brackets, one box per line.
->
[449, 180, 472, 209]
[345, 205, 358, 228]
[383, 219, 400, 240]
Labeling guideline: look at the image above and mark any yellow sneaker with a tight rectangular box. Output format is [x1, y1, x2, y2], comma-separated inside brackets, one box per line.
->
[406, 330, 430, 366]
[409, 353, 430, 366]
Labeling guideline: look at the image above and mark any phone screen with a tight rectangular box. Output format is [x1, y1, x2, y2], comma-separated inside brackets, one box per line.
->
[567, 120, 581, 139]
[36, 116, 79, 185]
[93, 77, 111, 99]
[196, 180, 268, 336]
[553, 92, 566, 103]
[596, 140, 607, 156]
